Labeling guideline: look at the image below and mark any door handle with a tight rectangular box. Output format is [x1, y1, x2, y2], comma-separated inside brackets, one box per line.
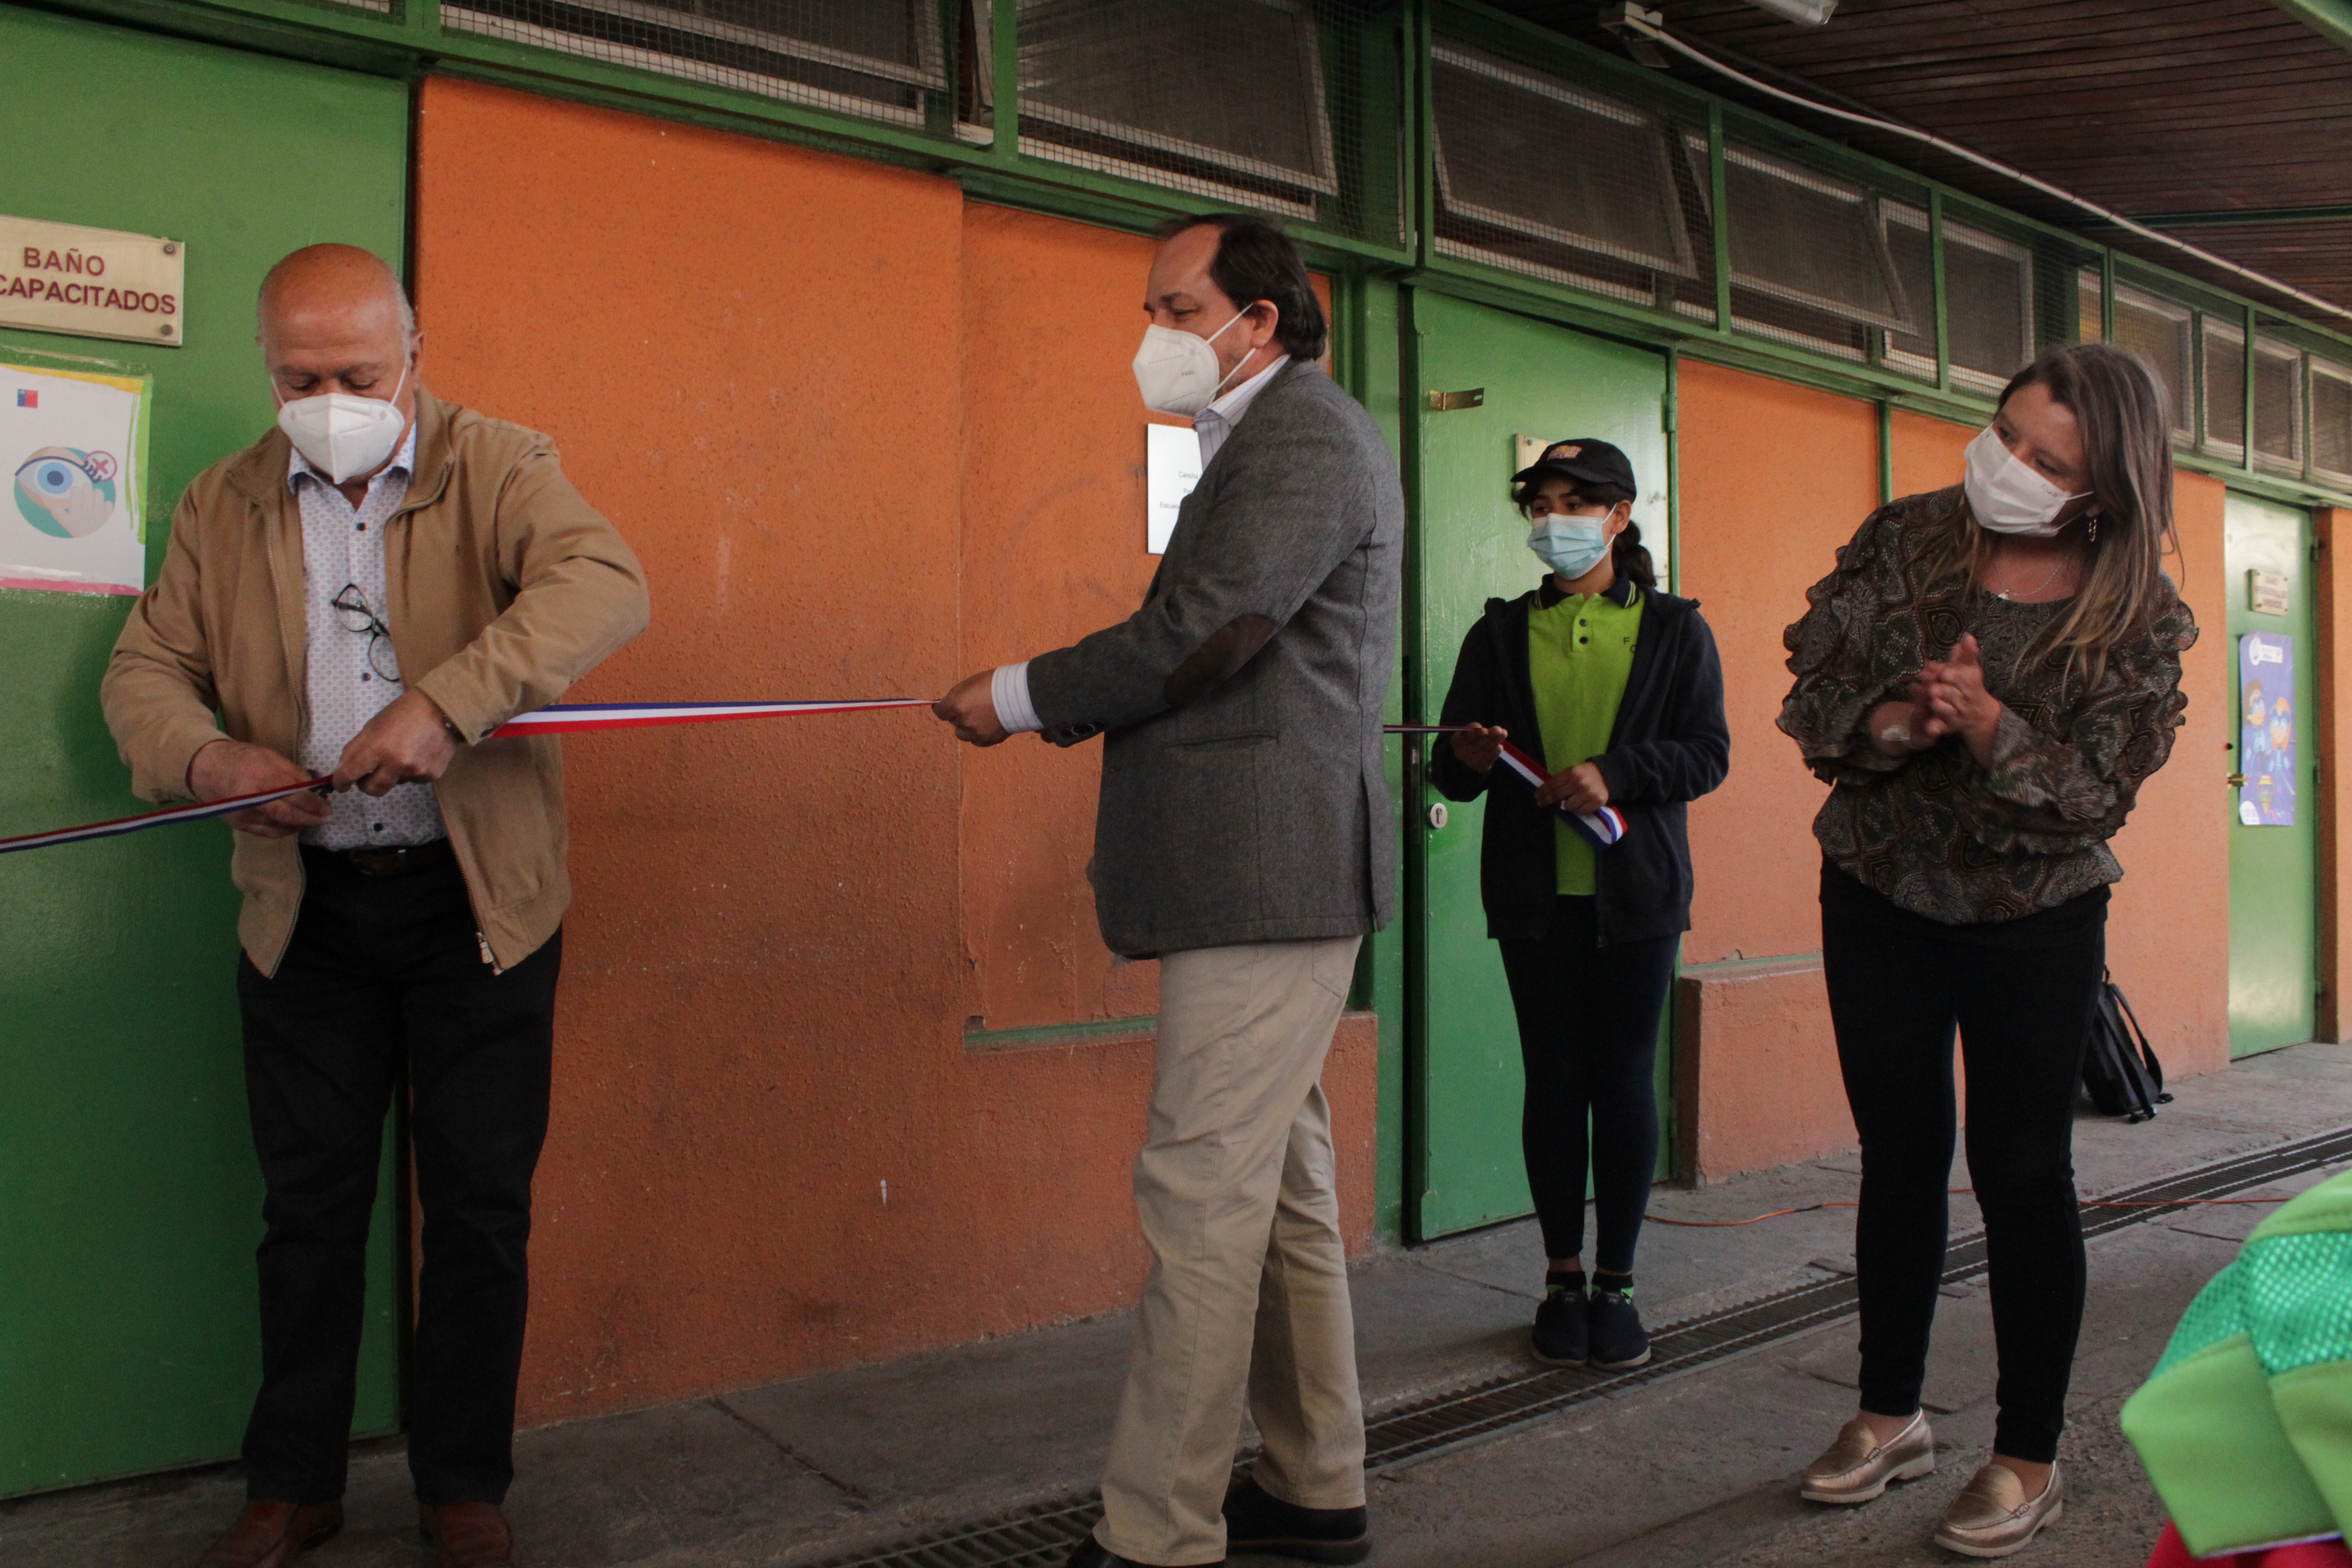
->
[2228, 773, 2248, 788]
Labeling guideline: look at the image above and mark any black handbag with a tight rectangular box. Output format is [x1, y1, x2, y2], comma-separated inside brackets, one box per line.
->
[2082, 969, 2171, 1123]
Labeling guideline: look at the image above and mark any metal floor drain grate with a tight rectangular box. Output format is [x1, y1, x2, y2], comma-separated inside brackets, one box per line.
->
[802, 1125, 2352, 1568]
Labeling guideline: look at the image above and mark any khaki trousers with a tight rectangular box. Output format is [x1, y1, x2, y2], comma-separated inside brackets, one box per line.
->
[1095, 936, 1367, 1567]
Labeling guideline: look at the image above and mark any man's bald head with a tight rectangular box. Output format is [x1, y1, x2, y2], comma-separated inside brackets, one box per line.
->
[258, 244, 415, 342]
[258, 244, 420, 485]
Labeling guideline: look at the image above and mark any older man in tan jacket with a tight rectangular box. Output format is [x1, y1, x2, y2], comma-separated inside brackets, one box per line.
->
[102, 245, 648, 1568]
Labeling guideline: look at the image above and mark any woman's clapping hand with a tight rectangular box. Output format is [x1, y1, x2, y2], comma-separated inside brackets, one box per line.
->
[1916, 634, 2002, 767]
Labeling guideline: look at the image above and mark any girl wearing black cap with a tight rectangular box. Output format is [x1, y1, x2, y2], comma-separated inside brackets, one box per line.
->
[1430, 439, 1730, 1371]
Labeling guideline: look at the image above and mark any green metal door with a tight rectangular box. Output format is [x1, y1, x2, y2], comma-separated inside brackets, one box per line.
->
[1406, 290, 1672, 1239]
[0, 8, 411, 1494]
[2224, 492, 2319, 1058]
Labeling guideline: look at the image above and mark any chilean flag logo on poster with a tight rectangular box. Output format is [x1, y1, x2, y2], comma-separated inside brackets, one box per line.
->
[3, 361, 148, 596]
[2239, 632, 2296, 827]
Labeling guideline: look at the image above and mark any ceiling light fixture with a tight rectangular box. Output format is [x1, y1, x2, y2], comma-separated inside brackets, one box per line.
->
[1744, 0, 1838, 23]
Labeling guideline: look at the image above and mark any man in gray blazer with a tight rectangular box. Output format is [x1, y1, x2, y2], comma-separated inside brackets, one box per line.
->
[936, 214, 1401, 1568]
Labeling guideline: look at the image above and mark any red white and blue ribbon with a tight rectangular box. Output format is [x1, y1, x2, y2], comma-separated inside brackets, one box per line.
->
[1385, 724, 1628, 849]
[0, 775, 334, 857]
[1, 698, 937, 857]
[5, 701, 1623, 857]
[489, 697, 934, 737]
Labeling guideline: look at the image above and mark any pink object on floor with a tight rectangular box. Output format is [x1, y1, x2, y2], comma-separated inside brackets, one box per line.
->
[2146, 1522, 2352, 1567]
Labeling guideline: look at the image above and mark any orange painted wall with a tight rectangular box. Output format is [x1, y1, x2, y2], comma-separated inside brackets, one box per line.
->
[413, 79, 1375, 1428]
[1673, 958, 1850, 1181]
[956, 206, 1162, 1032]
[1678, 362, 1879, 965]
[2105, 470, 2231, 1078]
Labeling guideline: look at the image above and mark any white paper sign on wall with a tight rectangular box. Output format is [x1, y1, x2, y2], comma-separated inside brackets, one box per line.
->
[0, 216, 185, 348]
[3, 361, 149, 596]
[1146, 423, 1202, 556]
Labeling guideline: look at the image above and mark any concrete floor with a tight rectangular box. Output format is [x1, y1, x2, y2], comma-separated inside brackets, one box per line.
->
[5, 1041, 2350, 1568]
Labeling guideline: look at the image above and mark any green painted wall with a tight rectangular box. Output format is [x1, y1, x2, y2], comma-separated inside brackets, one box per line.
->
[0, 3, 411, 1494]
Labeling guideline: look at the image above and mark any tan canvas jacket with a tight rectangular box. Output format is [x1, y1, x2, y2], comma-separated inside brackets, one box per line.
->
[101, 387, 650, 976]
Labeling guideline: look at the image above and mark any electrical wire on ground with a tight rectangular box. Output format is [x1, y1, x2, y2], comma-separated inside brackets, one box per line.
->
[1646, 1191, 2294, 1227]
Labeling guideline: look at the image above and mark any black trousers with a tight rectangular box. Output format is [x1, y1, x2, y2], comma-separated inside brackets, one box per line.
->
[235, 848, 559, 1505]
[1497, 897, 1680, 1273]
[1819, 863, 2105, 1465]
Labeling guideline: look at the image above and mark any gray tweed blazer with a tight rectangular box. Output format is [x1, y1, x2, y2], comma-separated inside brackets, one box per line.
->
[1026, 359, 1402, 958]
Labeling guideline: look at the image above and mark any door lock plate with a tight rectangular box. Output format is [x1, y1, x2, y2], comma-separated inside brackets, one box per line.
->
[1427, 802, 1449, 830]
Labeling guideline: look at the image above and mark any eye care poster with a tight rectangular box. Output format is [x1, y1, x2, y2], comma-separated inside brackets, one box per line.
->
[2, 360, 148, 596]
[2239, 632, 2296, 827]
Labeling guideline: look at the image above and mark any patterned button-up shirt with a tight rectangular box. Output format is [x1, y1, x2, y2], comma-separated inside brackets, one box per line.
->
[1779, 486, 2196, 922]
[288, 423, 449, 849]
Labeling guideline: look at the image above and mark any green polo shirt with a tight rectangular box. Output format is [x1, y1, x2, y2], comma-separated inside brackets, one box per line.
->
[1527, 576, 1642, 895]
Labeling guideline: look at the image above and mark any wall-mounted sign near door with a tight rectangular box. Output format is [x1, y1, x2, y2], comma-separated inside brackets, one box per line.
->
[0, 216, 184, 348]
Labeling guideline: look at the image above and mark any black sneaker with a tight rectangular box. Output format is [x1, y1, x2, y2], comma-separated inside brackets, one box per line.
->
[1221, 1477, 1369, 1565]
[1588, 1284, 1651, 1370]
[1531, 1276, 1588, 1367]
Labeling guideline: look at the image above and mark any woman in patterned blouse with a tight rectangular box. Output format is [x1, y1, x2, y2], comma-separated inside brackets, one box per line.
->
[1779, 343, 2197, 1559]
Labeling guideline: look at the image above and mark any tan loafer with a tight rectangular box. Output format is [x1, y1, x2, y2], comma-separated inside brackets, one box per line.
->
[1799, 1411, 1937, 1504]
[1934, 1460, 2064, 1558]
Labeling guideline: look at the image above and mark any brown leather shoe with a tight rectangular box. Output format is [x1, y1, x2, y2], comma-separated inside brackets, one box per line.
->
[195, 1500, 343, 1568]
[420, 1501, 515, 1567]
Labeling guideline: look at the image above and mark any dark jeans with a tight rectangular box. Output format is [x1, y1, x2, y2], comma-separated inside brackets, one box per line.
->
[1819, 862, 2106, 1465]
[1498, 896, 1680, 1273]
[235, 847, 559, 1505]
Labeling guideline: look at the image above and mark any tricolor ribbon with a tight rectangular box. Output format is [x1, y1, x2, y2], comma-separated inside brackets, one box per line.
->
[1385, 724, 1628, 849]
[488, 697, 935, 737]
[5, 701, 1626, 857]
[0, 775, 334, 857]
[1, 698, 938, 857]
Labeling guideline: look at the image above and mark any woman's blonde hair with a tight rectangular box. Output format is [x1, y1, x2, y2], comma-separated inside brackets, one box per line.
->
[1916, 341, 2178, 693]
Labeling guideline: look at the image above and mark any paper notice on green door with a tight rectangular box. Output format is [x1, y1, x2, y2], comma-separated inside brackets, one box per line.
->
[2, 360, 147, 595]
[2239, 631, 2296, 827]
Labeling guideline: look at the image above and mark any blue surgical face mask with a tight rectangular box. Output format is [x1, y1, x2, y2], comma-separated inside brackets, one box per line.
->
[1527, 508, 1615, 581]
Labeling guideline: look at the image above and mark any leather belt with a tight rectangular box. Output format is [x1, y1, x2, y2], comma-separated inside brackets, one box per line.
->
[320, 838, 456, 878]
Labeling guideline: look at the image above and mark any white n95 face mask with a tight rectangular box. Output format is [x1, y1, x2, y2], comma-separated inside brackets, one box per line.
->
[1963, 423, 2090, 537]
[277, 362, 410, 484]
[1132, 306, 1256, 417]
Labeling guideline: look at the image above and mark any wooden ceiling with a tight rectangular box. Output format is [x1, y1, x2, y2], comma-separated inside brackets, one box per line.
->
[1494, 0, 2352, 324]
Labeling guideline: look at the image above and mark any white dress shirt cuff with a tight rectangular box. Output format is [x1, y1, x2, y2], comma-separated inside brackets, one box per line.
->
[992, 662, 1044, 735]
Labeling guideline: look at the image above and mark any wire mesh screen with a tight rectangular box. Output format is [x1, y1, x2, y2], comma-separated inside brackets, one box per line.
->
[2204, 319, 2246, 456]
[442, 0, 943, 122]
[2112, 285, 2193, 442]
[1944, 224, 2033, 388]
[1716, 140, 1909, 343]
[2075, 266, 2103, 344]
[1881, 203, 1936, 381]
[1668, 134, 1914, 360]
[2254, 337, 2303, 470]
[1884, 205, 2051, 387]
[970, 0, 1396, 243]
[2315, 360, 2352, 483]
[1429, 42, 1705, 310]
